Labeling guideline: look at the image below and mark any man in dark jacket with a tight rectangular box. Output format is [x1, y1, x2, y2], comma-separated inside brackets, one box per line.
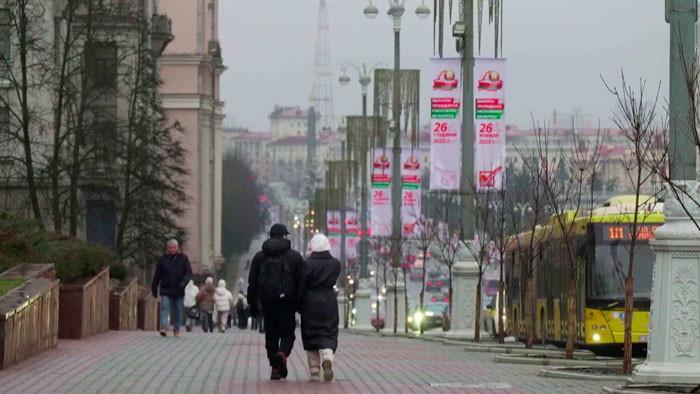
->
[248, 224, 304, 380]
[151, 239, 193, 337]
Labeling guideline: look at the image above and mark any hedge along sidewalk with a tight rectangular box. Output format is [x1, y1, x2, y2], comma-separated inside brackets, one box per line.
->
[0, 210, 126, 285]
[0, 279, 25, 298]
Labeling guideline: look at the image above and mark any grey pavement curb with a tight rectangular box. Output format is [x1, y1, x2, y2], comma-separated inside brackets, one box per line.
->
[538, 368, 632, 383]
[600, 384, 694, 394]
[466, 346, 596, 358]
[495, 355, 624, 367]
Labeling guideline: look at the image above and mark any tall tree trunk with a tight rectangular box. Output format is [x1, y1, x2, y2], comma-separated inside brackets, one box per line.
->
[393, 269, 398, 334]
[565, 278, 576, 359]
[375, 265, 381, 332]
[498, 274, 504, 343]
[622, 276, 634, 374]
[525, 276, 533, 348]
[474, 280, 482, 341]
[18, 2, 41, 223]
[419, 247, 427, 334]
[403, 265, 408, 334]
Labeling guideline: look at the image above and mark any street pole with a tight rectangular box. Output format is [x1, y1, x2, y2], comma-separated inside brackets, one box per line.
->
[391, 22, 402, 291]
[340, 61, 384, 281]
[340, 142, 347, 276]
[360, 91, 370, 278]
[667, 0, 697, 180]
[460, 0, 475, 240]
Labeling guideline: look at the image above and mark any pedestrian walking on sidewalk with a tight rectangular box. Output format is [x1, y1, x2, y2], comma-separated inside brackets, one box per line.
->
[236, 292, 249, 329]
[213, 279, 234, 333]
[297, 234, 340, 382]
[151, 239, 193, 337]
[196, 277, 216, 333]
[248, 223, 304, 380]
[183, 280, 199, 332]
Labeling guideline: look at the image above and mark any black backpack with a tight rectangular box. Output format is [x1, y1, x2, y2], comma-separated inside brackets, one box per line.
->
[258, 253, 294, 303]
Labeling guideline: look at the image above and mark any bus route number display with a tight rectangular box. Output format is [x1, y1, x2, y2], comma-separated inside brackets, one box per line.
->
[601, 224, 660, 241]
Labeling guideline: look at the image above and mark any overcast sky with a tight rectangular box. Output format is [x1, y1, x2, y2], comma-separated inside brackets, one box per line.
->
[219, 0, 668, 132]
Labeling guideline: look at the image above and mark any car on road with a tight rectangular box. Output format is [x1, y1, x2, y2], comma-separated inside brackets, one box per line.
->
[408, 302, 450, 331]
[409, 268, 424, 281]
[425, 271, 447, 292]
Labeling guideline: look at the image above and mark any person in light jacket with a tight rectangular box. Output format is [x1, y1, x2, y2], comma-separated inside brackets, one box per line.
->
[213, 279, 234, 332]
[296, 234, 340, 382]
[183, 280, 199, 331]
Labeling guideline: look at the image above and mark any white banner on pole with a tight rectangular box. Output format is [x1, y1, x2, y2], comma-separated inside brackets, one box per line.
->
[370, 149, 392, 237]
[474, 58, 506, 191]
[326, 210, 341, 258]
[345, 210, 358, 263]
[429, 58, 462, 190]
[401, 150, 421, 238]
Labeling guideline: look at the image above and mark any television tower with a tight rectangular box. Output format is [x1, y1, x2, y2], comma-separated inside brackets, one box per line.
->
[310, 0, 335, 131]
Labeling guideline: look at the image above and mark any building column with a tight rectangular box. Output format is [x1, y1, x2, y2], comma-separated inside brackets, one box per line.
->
[212, 107, 225, 270]
[635, 182, 700, 384]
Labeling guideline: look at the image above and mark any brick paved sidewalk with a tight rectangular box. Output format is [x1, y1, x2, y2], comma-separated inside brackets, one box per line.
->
[0, 329, 608, 394]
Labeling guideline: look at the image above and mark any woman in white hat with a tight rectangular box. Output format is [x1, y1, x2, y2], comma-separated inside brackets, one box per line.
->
[297, 233, 341, 382]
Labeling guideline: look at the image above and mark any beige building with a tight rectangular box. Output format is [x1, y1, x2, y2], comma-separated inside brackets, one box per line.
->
[269, 106, 308, 138]
[159, 0, 225, 274]
[505, 126, 660, 194]
[226, 130, 272, 182]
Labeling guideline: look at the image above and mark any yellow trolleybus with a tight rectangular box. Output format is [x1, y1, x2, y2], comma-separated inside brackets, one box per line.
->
[504, 196, 663, 348]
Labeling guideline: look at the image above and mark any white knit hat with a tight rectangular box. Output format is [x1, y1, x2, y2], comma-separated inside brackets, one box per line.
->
[310, 234, 331, 253]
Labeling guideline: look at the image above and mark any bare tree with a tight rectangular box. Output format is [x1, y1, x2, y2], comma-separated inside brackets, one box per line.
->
[433, 191, 461, 322]
[537, 123, 603, 358]
[370, 237, 391, 332]
[468, 188, 496, 342]
[486, 180, 510, 343]
[513, 130, 551, 349]
[0, 0, 52, 222]
[603, 72, 667, 374]
[412, 205, 435, 335]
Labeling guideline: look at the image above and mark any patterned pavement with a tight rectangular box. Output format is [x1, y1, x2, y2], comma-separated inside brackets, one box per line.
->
[0, 329, 609, 394]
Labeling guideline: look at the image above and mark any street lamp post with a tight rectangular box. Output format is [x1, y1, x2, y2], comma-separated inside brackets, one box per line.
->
[363, 0, 430, 306]
[514, 203, 532, 229]
[339, 61, 386, 279]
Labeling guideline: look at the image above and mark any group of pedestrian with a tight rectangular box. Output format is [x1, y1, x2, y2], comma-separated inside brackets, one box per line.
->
[248, 224, 340, 382]
[151, 223, 341, 383]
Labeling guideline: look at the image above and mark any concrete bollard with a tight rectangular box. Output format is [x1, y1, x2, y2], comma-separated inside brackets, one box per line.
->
[353, 279, 373, 330]
[337, 289, 346, 329]
[445, 244, 489, 340]
[635, 182, 700, 384]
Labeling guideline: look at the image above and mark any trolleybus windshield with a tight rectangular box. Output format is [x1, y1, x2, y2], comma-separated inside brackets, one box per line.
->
[588, 223, 659, 301]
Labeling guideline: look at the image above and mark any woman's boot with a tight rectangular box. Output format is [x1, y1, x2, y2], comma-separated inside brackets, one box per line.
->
[307, 351, 321, 381]
[320, 349, 334, 382]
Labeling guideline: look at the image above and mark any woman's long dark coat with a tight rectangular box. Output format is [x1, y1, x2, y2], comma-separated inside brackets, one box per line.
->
[297, 251, 341, 352]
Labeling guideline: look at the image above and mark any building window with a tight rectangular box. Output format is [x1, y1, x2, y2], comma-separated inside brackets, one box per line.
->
[85, 42, 118, 92]
[0, 9, 10, 61]
[0, 106, 8, 134]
